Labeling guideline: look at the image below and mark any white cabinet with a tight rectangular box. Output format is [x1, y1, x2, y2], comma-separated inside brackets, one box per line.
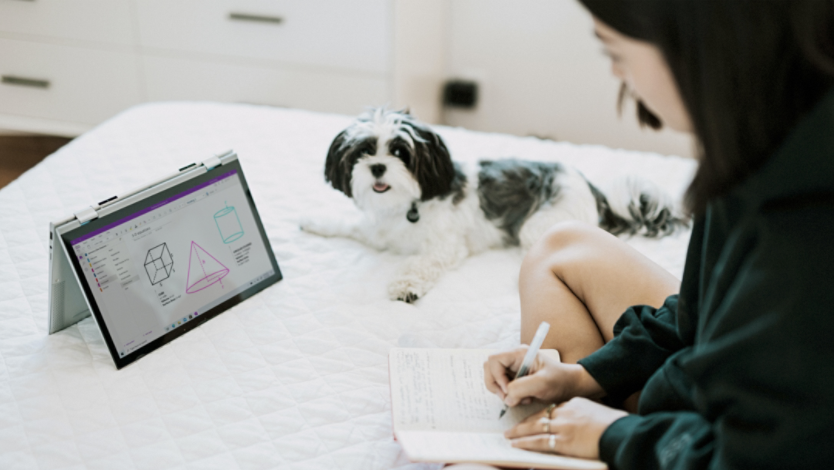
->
[0, 0, 134, 46]
[0, 0, 447, 137]
[135, 0, 392, 73]
[142, 55, 390, 115]
[0, 38, 142, 125]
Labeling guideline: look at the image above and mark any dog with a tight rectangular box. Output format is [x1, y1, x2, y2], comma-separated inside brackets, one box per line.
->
[301, 108, 687, 303]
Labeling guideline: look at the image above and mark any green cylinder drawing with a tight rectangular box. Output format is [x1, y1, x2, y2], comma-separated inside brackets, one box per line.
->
[214, 205, 244, 243]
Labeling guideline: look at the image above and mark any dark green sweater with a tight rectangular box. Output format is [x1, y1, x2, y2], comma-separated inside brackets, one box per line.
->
[579, 89, 834, 469]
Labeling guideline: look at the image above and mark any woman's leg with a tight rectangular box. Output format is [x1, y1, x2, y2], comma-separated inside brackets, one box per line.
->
[519, 221, 679, 364]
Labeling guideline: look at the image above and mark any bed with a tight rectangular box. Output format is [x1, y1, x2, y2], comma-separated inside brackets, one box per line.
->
[0, 103, 696, 470]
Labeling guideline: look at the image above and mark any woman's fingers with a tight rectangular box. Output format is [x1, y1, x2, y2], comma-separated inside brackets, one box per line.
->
[503, 374, 546, 406]
[483, 361, 505, 398]
[510, 434, 565, 454]
[483, 348, 527, 396]
[504, 409, 570, 455]
[504, 409, 550, 439]
[483, 356, 510, 396]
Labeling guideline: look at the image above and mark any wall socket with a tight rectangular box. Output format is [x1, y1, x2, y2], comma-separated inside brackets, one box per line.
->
[443, 80, 478, 109]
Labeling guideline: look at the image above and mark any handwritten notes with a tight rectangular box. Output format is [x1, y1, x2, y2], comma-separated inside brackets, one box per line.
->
[391, 349, 502, 432]
[390, 349, 546, 432]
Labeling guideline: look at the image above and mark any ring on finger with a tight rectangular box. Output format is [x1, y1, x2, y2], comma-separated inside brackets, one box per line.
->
[538, 417, 550, 434]
[546, 403, 556, 418]
[548, 434, 556, 451]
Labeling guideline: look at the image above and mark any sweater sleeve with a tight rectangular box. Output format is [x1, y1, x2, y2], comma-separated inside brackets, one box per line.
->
[578, 295, 689, 404]
[596, 208, 834, 469]
[600, 412, 714, 470]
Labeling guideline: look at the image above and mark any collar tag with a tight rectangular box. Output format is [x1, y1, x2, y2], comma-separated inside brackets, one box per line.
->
[407, 202, 420, 223]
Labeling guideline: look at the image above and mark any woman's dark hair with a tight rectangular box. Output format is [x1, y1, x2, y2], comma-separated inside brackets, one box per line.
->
[578, 0, 834, 214]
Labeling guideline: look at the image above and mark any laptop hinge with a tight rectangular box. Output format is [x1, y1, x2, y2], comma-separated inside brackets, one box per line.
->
[74, 206, 99, 225]
[202, 149, 234, 171]
[202, 155, 222, 171]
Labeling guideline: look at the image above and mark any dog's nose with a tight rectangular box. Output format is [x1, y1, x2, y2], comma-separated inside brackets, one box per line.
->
[370, 164, 386, 178]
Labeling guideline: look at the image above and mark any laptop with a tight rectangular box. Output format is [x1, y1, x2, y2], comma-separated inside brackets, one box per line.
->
[48, 150, 282, 369]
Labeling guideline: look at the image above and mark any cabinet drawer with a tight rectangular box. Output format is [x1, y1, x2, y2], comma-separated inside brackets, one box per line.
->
[136, 0, 391, 74]
[0, 0, 133, 46]
[142, 55, 389, 116]
[0, 39, 142, 124]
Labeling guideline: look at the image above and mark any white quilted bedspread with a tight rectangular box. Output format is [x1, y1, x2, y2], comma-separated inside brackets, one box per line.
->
[0, 103, 696, 470]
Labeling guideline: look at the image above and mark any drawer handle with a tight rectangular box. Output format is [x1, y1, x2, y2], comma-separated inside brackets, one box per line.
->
[2, 75, 50, 89]
[228, 12, 284, 25]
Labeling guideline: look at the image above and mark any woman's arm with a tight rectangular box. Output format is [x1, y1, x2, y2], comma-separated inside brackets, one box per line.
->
[578, 294, 690, 406]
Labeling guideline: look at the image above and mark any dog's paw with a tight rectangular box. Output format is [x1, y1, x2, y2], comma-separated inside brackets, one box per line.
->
[400, 292, 419, 303]
[388, 279, 426, 304]
[299, 217, 337, 237]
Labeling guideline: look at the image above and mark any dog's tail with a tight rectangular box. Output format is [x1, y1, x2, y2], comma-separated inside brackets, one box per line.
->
[588, 176, 689, 237]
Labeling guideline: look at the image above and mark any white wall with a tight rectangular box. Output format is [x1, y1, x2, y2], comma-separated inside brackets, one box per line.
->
[442, 0, 694, 158]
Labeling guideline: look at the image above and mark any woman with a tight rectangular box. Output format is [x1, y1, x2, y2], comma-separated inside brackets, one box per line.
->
[470, 1, 834, 468]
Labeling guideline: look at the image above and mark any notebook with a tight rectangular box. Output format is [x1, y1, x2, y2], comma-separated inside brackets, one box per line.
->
[389, 348, 607, 469]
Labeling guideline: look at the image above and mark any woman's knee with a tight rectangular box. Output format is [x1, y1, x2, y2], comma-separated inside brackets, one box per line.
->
[522, 221, 602, 276]
[539, 221, 600, 250]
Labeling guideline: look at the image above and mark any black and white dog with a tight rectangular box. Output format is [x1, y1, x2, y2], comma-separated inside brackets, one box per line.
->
[301, 108, 686, 303]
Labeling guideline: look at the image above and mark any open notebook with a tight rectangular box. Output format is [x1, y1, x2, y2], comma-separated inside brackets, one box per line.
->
[389, 348, 607, 469]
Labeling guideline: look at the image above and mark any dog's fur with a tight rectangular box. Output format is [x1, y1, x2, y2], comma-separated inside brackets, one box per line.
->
[301, 108, 687, 302]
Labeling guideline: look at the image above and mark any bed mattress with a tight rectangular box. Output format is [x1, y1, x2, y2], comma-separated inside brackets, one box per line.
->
[0, 102, 696, 470]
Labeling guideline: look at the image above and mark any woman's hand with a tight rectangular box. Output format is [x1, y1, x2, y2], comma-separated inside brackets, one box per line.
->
[483, 347, 603, 406]
[505, 398, 628, 460]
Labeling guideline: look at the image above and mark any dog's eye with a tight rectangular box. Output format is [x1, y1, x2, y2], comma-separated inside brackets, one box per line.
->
[398, 149, 411, 166]
[392, 146, 409, 161]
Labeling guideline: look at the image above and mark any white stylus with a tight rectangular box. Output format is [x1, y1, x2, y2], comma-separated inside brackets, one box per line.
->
[498, 321, 551, 419]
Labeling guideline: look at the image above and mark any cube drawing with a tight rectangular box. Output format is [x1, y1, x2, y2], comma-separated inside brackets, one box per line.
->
[145, 243, 174, 285]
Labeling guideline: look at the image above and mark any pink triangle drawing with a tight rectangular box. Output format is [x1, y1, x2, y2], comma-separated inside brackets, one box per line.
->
[185, 241, 230, 294]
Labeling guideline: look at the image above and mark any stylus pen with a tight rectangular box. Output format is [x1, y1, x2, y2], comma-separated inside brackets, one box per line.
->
[498, 321, 551, 419]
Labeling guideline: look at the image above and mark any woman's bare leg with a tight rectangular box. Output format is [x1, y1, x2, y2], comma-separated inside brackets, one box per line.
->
[519, 221, 679, 364]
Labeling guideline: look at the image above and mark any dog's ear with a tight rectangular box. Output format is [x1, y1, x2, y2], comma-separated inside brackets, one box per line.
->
[406, 123, 455, 201]
[324, 130, 354, 197]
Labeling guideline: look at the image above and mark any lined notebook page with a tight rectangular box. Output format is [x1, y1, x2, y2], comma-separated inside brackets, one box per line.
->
[389, 348, 544, 433]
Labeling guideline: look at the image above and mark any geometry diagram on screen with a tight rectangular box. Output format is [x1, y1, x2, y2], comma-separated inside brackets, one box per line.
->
[214, 203, 244, 244]
[185, 241, 229, 294]
[144, 243, 174, 286]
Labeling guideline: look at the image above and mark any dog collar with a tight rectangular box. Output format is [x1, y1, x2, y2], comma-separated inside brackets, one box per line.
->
[407, 202, 420, 223]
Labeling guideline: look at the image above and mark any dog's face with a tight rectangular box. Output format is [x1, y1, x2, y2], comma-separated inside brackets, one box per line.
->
[324, 108, 455, 214]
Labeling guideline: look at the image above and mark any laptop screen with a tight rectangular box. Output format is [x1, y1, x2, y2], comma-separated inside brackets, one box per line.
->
[63, 162, 280, 368]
